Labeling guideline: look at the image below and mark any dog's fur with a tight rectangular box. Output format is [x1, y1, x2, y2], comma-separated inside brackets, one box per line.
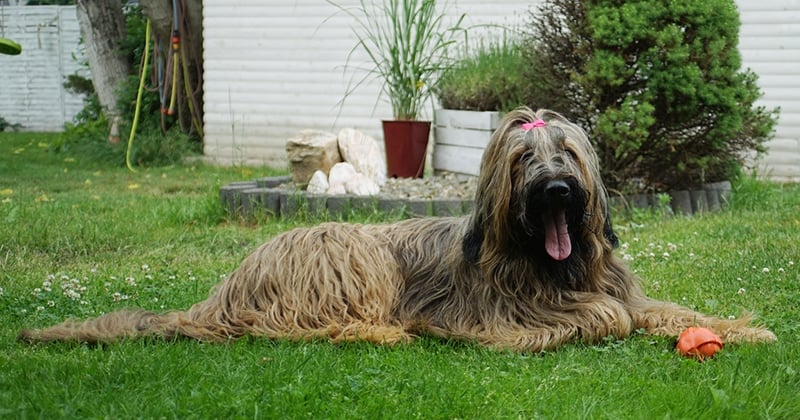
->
[19, 108, 776, 351]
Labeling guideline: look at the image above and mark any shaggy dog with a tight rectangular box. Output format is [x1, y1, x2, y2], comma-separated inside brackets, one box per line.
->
[19, 108, 776, 351]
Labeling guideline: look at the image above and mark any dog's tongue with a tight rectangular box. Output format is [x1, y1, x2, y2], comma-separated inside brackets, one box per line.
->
[544, 211, 571, 261]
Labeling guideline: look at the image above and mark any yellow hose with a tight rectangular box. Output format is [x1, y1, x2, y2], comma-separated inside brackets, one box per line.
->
[126, 20, 152, 172]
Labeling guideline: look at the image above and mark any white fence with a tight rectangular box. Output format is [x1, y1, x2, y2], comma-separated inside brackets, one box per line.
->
[0, 6, 87, 131]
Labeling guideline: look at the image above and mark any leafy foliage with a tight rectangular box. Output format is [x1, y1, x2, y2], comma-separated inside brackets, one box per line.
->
[526, 0, 778, 192]
[436, 38, 533, 112]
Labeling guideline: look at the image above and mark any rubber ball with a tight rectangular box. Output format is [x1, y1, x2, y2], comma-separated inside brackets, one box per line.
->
[676, 327, 723, 360]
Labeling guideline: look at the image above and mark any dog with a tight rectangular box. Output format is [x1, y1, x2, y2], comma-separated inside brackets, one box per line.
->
[19, 108, 776, 351]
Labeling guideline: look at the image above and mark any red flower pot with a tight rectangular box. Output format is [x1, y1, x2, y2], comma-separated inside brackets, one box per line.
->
[382, 120, 430, 179]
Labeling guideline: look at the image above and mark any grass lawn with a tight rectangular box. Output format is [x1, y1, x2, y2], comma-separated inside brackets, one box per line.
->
[1, 132, 798, 418]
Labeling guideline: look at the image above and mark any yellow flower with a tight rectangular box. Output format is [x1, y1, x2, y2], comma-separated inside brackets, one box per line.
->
[64, 157, 76, 163]
[415, 80, 425, 90]
[128, 183, 140, 190]
[0, 188, 13, 196]
[38, 142, 49, 148]
[13, 148, 24, 154]
[35, 194, 50, 203]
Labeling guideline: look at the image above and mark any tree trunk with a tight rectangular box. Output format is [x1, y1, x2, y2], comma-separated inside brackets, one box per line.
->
[76, 0, 129, 142]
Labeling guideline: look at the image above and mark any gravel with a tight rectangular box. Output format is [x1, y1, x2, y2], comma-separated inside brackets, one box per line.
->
[380, 173, 478, 200]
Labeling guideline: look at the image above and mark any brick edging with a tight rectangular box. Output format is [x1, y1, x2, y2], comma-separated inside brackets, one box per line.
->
[221, 176, 732, 219]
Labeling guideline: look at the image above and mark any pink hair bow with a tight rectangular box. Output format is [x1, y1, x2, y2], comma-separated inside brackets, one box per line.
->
[521, 119, 546, 131]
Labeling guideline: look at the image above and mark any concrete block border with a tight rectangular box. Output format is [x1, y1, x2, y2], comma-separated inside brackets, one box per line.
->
[221, 176, 732, 219]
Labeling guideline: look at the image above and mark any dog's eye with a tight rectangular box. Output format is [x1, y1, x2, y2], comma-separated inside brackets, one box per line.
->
[564, 148, 578, 161]
[520, 151, 534, 162]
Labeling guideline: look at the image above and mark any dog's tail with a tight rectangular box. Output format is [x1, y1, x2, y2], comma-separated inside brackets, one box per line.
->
[16, 309, 194, 344]
[16, 287, 250, 344]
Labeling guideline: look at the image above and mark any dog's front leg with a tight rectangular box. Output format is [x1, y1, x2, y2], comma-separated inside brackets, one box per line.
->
[627, 296, 776, 343]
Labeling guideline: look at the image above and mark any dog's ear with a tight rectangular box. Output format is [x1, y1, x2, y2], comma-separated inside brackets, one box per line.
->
[462, 221, 484, 264]
[603, 208, 619, 249]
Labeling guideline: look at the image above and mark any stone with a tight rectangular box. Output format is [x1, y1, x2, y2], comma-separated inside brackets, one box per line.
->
[345, 172, 380, 196]
[338, 128, 387, 187]
[285, 130, 342, 186]
[306, 170, 329, 194]
[327, 162, 357, 195]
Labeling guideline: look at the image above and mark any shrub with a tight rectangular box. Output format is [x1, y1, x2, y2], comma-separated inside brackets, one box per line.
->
[525, 0, 778, 192]
[436, 38, 533, 112]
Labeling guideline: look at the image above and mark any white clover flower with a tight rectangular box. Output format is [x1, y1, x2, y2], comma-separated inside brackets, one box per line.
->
[789, 261, 795, 266]
[126, 277, 137, 287]
[762, 267, 770, 273]
[47, 300, 55, 307]
[141, 264, 150, 271]
[662, 252, 670, 259]
[36, 305, 45, 312]
[737, 288, 746, 295]
[688, 252, 696, 258]
[778, 268, 785, 273]
[623, 254, 634, 262]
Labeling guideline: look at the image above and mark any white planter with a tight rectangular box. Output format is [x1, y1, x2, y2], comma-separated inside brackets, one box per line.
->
[433, 109, 502, 176]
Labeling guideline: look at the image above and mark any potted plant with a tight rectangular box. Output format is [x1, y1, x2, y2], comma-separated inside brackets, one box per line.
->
[434, 37, 532, 176]
[331, 0, 464, 178]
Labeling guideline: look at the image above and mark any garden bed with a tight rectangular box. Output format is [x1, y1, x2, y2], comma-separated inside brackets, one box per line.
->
[220, 176, 732, 219]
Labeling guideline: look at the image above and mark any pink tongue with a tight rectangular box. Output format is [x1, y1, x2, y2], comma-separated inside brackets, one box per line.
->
[544, 211, 571, 261]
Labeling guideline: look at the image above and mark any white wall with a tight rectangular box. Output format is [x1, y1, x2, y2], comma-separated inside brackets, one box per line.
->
[201, 0, 529, 167]
[202, 0, 800, 179]
[739, 1, 800, 181]
[0, 6, 87, 132]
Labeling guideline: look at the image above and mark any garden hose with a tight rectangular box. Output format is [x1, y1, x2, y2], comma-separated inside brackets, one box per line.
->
[180, 36, 203, 137]
[126, 19, 152, 172]
[167, 31, 179, 115]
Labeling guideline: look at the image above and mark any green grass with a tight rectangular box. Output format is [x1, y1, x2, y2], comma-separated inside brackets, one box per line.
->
[1, 132, 799, 418]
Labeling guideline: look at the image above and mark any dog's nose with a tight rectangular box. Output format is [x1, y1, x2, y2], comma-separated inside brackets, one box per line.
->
[546, 180, 571, 198]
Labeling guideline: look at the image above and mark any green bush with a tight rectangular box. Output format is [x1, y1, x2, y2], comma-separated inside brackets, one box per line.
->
[436, 38, 532, 112]
[525, 0, 778, 192]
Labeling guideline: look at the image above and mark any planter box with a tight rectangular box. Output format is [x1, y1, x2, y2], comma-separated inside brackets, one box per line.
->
[433, 109, 501, 176]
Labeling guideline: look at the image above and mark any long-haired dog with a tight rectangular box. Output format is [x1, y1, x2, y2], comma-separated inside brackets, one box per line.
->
[19, 108, 776, 351]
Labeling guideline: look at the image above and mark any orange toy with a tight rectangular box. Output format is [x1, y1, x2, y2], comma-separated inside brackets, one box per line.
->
[676, 327, 723, 360]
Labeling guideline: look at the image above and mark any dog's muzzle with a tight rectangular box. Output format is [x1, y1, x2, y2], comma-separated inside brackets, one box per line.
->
[525, 178, 587, 262]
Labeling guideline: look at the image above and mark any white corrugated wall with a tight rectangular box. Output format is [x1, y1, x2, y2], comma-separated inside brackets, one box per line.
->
[201, 0, 530, 167]
[202, 0, 800, 179]
[0, 6, 87, 132]
[739, 1, 800, 181]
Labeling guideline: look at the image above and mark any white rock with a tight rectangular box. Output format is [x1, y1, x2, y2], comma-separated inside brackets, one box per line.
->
[345, 173, 380, 196]
[338, 128, 387, 187]
[327, 162, 357, 195]
[306, 170, 329, 194]
[285, 130, 341, 186]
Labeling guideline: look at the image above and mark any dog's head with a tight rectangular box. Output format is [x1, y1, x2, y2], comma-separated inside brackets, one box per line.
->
[463, 108, 618, 267]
